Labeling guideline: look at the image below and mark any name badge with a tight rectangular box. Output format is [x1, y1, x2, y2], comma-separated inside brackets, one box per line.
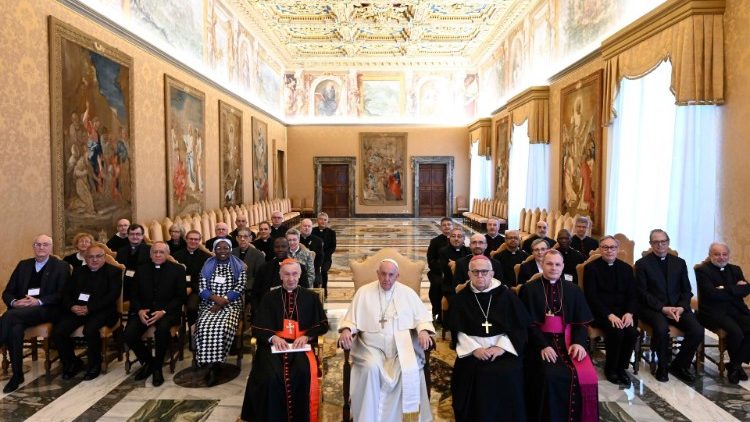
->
[78, 293, 90, 302]
[214, 276, 227, 285]
[564, 274, 573, 282]
[28, 288, 40, 296]
[125, 270, 135, 277]
[186, 275, 192, 282]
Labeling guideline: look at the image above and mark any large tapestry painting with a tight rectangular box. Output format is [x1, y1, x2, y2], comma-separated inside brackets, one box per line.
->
[49, 17, 135, 251]
[560, 70, 603, 232]
[165, 75, 206, 217]
[219, 101, 242, 207]
[494, 117, 510, 203]
[359, 133, 407, 205]
[252, 117, 269, 201]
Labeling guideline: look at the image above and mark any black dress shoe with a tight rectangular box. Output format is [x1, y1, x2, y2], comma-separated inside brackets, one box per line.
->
[3, 375, 24, 393]
[617, 369, 632, 385]
[133, 363, 152, 381]
[669, 365, 696, 383]
[728, 366, 741, 384]
[152, 367, 164, 387]
[605, 371, 621, 385]
[735, 365, 748, 381]
[205, 363, 221, 387]
[83, 367, 101, 381]
[655, 366, 669, 382]
[62, 358, 85, 380]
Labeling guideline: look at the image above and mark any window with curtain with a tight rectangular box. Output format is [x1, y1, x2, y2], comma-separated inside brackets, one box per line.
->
[605, 60, 720, 286]
[507, 122, 529, 229]
[469, 141, 493, 205]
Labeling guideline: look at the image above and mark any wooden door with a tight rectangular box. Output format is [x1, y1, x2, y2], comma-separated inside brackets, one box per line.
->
[321, 164, 350, 217]
[419, 164, 446, 217]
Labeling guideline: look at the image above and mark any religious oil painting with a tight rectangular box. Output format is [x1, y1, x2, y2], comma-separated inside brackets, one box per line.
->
[129, 0, 203, 63]
[360, 76, 404, 118]
[560, 70, 603, 233]
[494, 117, 510, 204]
[252, 117, 269, 201]
[257, 53, 282, 111]
[219, 101, 243, 207]
[49, 17, 135, 252]
[359, 132, 407, 205]
[165, 75, 206, 217]
[561, 0, 622, 54]
[314, 79, 341, 117]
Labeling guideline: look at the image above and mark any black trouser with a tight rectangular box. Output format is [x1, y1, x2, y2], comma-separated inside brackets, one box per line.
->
[52, 312, 116, 369]
[186, 292, 200, 327]
[593, 317, 639, 373]
[427, 272, 443, 320]
[702, 312, 750, 366]
[321, 260, 332, 293]
[641, 307, 703, 368]
[0, 307, 56, 375]
[124, 316, 177, 368]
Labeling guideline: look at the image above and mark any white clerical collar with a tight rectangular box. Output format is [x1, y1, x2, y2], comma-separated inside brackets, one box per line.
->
[469, 278, 501, 293]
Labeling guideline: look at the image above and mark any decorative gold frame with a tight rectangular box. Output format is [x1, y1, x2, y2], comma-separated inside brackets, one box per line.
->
[494, 116, 510, 203]
[164, 75, 206, 217]
[48, 17, 136, 253]
[251, 117, 269, 202]
[359, 132, 407, 205]
[219, 100, 243, 207]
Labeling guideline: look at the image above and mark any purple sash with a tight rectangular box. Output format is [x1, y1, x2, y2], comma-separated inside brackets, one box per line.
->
[540, 315, 599, 422]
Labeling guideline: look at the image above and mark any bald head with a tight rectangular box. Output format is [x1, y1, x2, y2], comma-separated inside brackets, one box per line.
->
[215, 222, 229, 236]
[271, 211, 284, 227]
[300, 219, 313, 236]
[469, 233, 487, 255]
[116, 219, 131, 236]
[235, 215, 248, 229]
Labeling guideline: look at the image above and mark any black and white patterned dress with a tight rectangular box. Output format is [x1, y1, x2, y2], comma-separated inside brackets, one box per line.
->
[195, 263, 246, 365]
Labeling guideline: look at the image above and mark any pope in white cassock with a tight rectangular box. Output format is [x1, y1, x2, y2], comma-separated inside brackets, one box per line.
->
[338, 259, 435, 421]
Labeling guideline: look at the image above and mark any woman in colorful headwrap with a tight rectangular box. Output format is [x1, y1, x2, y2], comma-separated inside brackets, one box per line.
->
[195, 238, 247, 386]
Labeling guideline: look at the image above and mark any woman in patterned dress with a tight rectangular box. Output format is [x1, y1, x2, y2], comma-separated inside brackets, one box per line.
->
[196, 238, 246, 386]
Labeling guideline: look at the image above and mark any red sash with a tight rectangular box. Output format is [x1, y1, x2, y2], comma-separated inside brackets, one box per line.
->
[275, 319, 319, 422]
[540, 315, 598, 422]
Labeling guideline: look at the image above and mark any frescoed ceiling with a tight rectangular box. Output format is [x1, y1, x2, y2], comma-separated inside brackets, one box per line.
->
[231, 0, 535, 69]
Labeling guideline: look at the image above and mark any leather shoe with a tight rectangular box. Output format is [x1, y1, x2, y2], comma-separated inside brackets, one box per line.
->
[3, 375, 24, 393]
[133, 363, 152, 381]
[83, 367, 101, 381]
[617, 369, 632, 385]
[669, 365, 696, 383]
[605, 371, 620, 385]
[737, 366, 748, 381]
[655, 366, 669, 382]
[62, 358, 84, 380]
[728, 366, 741, 384]
[152, 367, 164, 387]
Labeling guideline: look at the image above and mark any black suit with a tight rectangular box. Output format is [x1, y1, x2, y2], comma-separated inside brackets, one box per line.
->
[635, 253, 703, 369]
[233, 246, 265, 294]
[517, 260, 541, 285]
[115, 243, 151, 302]
[495, 249, 528, 287]
[312, 226, 337, 292]
[452, 254, 504, 287]
[172, 248, 211, 326]
[521, 235, 554, 254]
[484, 233, 505, 257]
[270, 224, 288, 240]
[695, 262, 750, 366]
[571, 236, 599, 257]
[253, 238, 274, 262]
[52, 263, 122, 370]
[584, 258, 638, 373]
[438, 245, 471, 296]
[426, 234, 450, 317]
[124, 261, 186, 368]
[0, 257, 69, 374]
[559, 247, 585, 285]
[300, 234, 324, 287]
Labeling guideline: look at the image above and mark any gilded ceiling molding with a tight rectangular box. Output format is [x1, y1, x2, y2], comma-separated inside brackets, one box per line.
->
[506, 86, 550, 144]
[601, 0, 725, 125]
[468, 118, 492, 157]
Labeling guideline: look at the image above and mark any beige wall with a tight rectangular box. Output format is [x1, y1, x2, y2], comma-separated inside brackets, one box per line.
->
[0, 0, 286, 290]
[287, 125, 470, 215]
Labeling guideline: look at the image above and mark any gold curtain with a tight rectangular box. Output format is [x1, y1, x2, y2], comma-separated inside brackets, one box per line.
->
[468, 118, 492, 157]
[507, 86, 550, 144]
[601, 0, 725, 125]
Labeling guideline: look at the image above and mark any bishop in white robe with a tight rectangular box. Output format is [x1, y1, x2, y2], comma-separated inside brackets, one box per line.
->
[338, 259, 435, 421]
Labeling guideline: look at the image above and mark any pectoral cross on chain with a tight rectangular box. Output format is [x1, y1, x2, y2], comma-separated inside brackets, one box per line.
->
[379, 317, 388, 328]
[286, 320, 295, 334]
[481, 320, 493, 334]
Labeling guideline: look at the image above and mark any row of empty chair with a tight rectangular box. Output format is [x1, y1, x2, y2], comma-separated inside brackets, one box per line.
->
[138, 198, 300, 243]
[461, 198, 508, 229]
[518, 207, 588, 239]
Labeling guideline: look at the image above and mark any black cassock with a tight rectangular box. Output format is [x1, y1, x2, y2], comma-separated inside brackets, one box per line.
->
[241, 287, 329, 422]
[519, 278, 596, 422]
[448, 283, 531, 422]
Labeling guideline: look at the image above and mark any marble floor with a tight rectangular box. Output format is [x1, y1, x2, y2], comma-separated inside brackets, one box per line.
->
[1, 218, 748, 421]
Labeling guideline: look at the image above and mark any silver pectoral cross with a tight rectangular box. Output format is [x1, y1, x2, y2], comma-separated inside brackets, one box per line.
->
[482, 320, 493, 334]
[286, 320, 295, 334]
[379, 317, 388, 328]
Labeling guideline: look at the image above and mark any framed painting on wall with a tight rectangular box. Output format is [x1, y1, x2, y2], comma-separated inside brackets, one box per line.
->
[359, 132, 407, 205]
[494, 117, 510, 204]
[559, 69, 603, 233]
[49, 17, 135, 252]
[219, 100, 242, 207]
[359, 75, 404, 118]
[252, 117, 269, 201]
[165, 75, 206, 217]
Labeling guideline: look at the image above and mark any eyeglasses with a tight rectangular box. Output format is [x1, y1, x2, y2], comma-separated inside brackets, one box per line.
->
[33, 243, 52, 248]
[186, 237, 201, 242]
[600, 245, 618, 250]
[86, 253, 105, 259]
[469, 269, 491, 276]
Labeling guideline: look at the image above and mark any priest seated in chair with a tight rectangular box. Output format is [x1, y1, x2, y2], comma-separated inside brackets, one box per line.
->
[338, 259, 435, 421]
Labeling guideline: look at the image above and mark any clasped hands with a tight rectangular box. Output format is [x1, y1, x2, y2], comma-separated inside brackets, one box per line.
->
[138, 308, 166, 326]
[209, 294, 230, 313]
[661, 306, 685, 322]
[337, 328, 433, 351]
[13, 296, 40, 308]
[472, 346, 505, 361]
[271, 335, 308, 351]
[71, 305, 89, 316]
[541, 344, 587, 363]
[608, 313, 634, 329]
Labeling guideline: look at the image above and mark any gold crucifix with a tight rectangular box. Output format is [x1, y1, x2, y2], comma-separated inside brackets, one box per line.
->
[286, 320, 295, 334]
[481, 320, 493, 334]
